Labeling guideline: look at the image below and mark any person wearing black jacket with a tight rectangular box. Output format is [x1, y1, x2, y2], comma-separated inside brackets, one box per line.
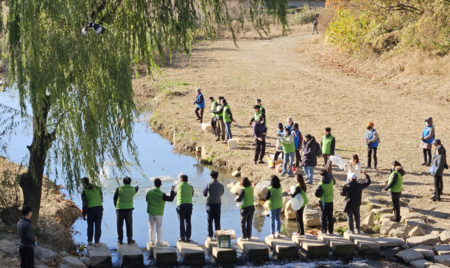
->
[340, 171, 371, 234]
[383, 161, 405, 222]
[431, 139, 447, 201]
[17, 205, 35, 268]
[253, 116, 267, 164]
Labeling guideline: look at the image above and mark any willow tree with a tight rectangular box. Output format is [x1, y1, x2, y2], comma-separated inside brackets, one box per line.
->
[4, 0, 288, 227]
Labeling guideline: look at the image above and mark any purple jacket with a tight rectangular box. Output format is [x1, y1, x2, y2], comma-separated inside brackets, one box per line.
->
[253, 123, 267, 139]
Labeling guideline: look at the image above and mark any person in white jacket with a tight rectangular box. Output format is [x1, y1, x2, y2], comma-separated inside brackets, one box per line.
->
[344, 154, 361, 183]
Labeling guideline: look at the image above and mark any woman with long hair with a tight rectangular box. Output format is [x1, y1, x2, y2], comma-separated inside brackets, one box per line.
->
[263, 175, 283, 238]
[235, 177, 255, 241]
[288, 173, 309, 236]
[344, 154, 361, 183]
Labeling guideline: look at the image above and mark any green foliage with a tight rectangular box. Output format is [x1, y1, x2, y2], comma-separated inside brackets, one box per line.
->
[373, 212, 386, 221]
[371, 224, 381, 233]
[288, 5, 321, 25]
[335, 226, 348, 235]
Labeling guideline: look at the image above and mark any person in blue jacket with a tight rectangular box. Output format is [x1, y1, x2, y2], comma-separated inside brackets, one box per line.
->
[421, 117, 435, 166]
[193, 88, 205, 123]
[365, 122, 380, 169]
[293, 123, 303, 167]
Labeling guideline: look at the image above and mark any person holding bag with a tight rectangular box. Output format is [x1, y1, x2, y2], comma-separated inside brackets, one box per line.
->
[287, 173, 309, 237]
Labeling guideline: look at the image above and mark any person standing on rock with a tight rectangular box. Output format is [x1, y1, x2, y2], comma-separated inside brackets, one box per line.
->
[279, 127, 296, 177]
[312, 18, 318, 35]
[193, 88, 205, 123]
[382, 161, 405, 222]
[321, 127, 335, 175]
[274, 123, 284, 161]
[293, 123, 303, 167]
[315, 169, 336, 234]
[176, 174, 194, 242]
[17, 205, 36, 268]
[431, 139, 447, 201]
[114, 177, 139, 244]
[235, 177, 255, 241]
[421, 117, 435, 166]
[209, 97, 218, 135]
[213, 96, 225, 142]
[203, 170, 224, 241]
[262, 175, 283, 238]
[365, 122, 380, 169]
[287, 173, 309, 237]
[81, 177, 103, 247]
[302, 134, 317, 184]
[222, 98, 235, 143]
[146, 178, 176, 246]
[253, 116, 267, 165]
[340, 171, 371, 234]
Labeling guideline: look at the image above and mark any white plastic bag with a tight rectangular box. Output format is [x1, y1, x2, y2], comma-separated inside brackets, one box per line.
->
[429, 165, 437, 175]
[329, 155, 346, 170]
[290, 186, 304, 211]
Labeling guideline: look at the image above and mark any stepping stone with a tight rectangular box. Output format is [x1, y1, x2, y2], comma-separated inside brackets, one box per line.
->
[411, 245, 435, 260]
[117, 242, 143, 267]
[396, 248, 424, 263]
[374, 237, 404, 248]
[237, 237, 269, 262]
[87, 243, 112, 268]
[292, 234, 328, 258]
[318, 233, 355, 256]
[176, 240, 205, 265]
[410, 259, 433, 268]
[407, 234, 439, 247]
[204, 239, 237, 264]
[401, 213, 427, 223]
[343, 232, 380, 254]
[264, 235, 299, 259]
[406, 219, 428, 228]
[61, 256, 88, 268]
[434, 255, 450, 266]
[433, 244, 450, 256]
[146, 241, 177, 265]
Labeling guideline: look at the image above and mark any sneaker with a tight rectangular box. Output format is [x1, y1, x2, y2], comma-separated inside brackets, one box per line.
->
[326, 232, 331, 235]
[269, 234, 275, 239]
[88, 241, 93, 246]
[94, 242, 102, 247]
[128, 240, 135, 244]
[118, 241, 123, 245]
[215, 138, 220, 142]
[254, 161, 257, 165]
[354, 229, 360, 234]
[275, 232, 280, 238]
[426, 163, 431, 166]
[186, 238, 191, 242]
[258, 160, 265, 164]
[280, 173, 287, 177]
[196, 118, 201, 121]
[178, 238, 185, 242]
[345, 230, 353, 234]
[366, 166, 372, 169]
[421, 162, 427, 166]
[294, 233, 304, 238]
[207, 236, 214, 241]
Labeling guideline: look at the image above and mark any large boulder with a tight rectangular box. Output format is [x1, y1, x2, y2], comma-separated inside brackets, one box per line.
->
[396, 248, 424, 263]
[389, 226, 410, 240]
[411, 245, 435, 260]
[303, 208, 320, 227]
[380, 214, 396, 221]
[406, 234, 440, 247]
[371, 207, 393, 214]
[362, 213, 374, 226]
[406, 219, 428, 228]
[439, 230, 450, 244]
[434, 255, 450, 266]
[409, 259, 433, 268]
[254, 181, 271, 200]
[409, 226, 426, 238]
[230, 182, 242, 195]
[284, 200, 296, 220]
[227, 181, 236, 190]
[380, 220, 402, 235]
[401, 213, 427, 223]
[281, 196, 290, 213]
[61, 256, 88, 268]
[34, 246, 57, 264]
[433, 244, 450, 256]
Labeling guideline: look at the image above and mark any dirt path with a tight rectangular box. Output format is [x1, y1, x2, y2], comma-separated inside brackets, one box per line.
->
[138, 31, 450, 231]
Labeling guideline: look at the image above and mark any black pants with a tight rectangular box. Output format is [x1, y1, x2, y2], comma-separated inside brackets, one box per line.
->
[274, 150, 284, 161]
[240, 206, 255, 239]
[177, 204, 193, 239]
[434, 175, 443, 198]
[423, 149, 432, 164]
[367, 147, 377, 168]
[392, 195, 401, 222]
[195, 107, 204, 123]
[116, 210, 133, 242]
[296, 207, 305, 235]
[87, 206, 103, 243]
[319, 201, 334, 234]
[211, 117, 217, 134]
[19, 246, 34, 268]
[254, 138, 266, 161]
[207, 205, 221, 237]
[346, 207, 360, 232]
[295, 149, 302, 167]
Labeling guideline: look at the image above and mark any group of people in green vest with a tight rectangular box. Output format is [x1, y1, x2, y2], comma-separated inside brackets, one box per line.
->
[209, 96, 235, 144]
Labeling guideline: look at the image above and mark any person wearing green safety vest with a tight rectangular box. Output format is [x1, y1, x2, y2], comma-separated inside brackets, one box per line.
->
[235, 177, 255, 241]
[315, 169, 336, 234]
[81, 177, 104, 246]
[209, 97, 218, 136]
[320, 127, 336, 175]
[249, 99, 267, 128]
[279, 127, 296, 177]
[222, 98, 236, 143]
[113, 177, 139, 244]
[262, 175, 283, 238]
[383, 161, 405, 222]
[146, 178, 176, 246]
[287, 173, 309, 236]
[175, 174, 194, 242]
[212, 96, 225, 142]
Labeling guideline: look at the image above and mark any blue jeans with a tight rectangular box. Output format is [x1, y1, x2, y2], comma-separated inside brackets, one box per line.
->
[269, 208, 282, 234]
[281, 152, 295, 176]
[225, 122, 232, 140]
[303, 166, 314, 183]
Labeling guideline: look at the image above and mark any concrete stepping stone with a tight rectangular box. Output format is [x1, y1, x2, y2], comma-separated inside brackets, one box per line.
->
[343, 232, 380, 254]
[146, 241, 177, 265]
[433, 244, 450, 256]
[318, 233, 355, 256]
[264, 235, 299, 259]
[176, 240, 205, 265]
[237, 237, 269, 262]
[406, 219, 428, 228]
[374, 237, 404, 248]
[87, 243, 112, 268]
[410, 259, 433, 268]
[204, 239, 237, 264]
[117, 242, 143, 267]
[434, 255, 450, 266]
[406, 234, 439, 247]
[291, 234, 328, 258]
[396, 248, 424, 263]
[411, 245, 435, 260]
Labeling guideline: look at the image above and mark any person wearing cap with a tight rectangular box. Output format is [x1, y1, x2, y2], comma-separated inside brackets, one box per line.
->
[114, 177, 139, 244]
[146, 178, 176, 246]
[301, 134, 317, 184]
[382, 161, 405, 222]
[321, 127, 335, 174]
[344, 154, 361, 184]
[81, 177, 103, 246]
[421, 117, 435, 166]
[274, 123, 284, 161]
[193, 88, 205, 123]
[315, 169, 336, 234]
[213, 96, 225, 142]
[285, 117, 294, 133]
[431, 139, 447, 201]
[293, 123, 303, 167]
[203, 171, 224, 240]
[209, 97, 218, 135]
[253, 116, 267, 165]
[340, 171, 371, 234]
[221, 98, 236, 143]
[176, 174, 194, 242]
[279, 126, 296, 177]
[365, 122, 380, 169]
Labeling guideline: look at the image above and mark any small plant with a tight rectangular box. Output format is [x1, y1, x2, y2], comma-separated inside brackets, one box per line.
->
[335, 226, 348, 236]
[289, 5, 321, 25]
[399, 66, 404, 72]
[373, 212, 386, 221]
[371, 224, 381, 233]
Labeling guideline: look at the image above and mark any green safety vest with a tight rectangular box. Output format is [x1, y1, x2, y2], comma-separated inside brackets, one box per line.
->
[147, 188, 165, 215]
[177, 182, 193, 205]
[116, 185, 136, 209]
[83, 186, 102, 208]
[240, 186, 254, 209]
[318, 180, 334, 203]
[322, 135, 334, 155]
[282, 136, 296, 153]
[223, 104, 232, 123]
[296, 183, 309, 208]
[388, 171, 403, 193]
[267, 186, 283, 210]
[211, 100, 218, 117]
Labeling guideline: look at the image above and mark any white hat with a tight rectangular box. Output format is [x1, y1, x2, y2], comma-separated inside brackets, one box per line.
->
[349, 173, 358, 180]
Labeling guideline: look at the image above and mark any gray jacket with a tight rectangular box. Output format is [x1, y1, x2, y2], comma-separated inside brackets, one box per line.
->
[203, 180, 224, 205]
[17, 217, 35, 248]
[433, 145, 447, 176]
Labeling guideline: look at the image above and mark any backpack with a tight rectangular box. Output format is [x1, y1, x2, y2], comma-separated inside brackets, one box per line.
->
[316, 141, 322, 157]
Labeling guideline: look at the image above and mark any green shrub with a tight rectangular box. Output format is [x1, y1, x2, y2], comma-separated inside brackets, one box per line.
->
[289, 5, 321, 25]
[335, 226, 348, 236]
